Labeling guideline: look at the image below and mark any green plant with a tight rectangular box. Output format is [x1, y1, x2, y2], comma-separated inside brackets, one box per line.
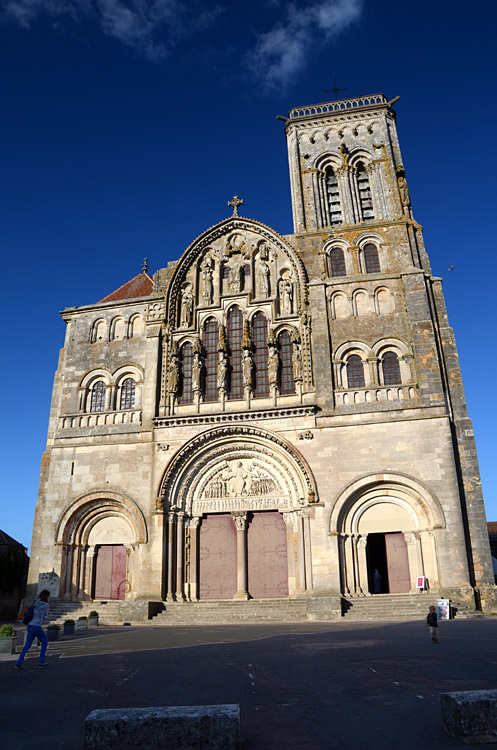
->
[88, 610, 99, 618]
[77, 615, 87, 620]
[47, 624, 59, 630]
[0, 624, 16, 637]
[64, 619, 75, 625]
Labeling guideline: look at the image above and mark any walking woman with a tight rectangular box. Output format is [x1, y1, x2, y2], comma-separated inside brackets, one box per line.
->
[15, 589, 50, 670]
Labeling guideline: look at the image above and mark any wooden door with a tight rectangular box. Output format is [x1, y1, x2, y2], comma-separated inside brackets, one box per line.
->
[385, 533, 410, 593]
[199, 514, 237, 599]
[247, 512, 288, 599]
[94, 545, 127, 600]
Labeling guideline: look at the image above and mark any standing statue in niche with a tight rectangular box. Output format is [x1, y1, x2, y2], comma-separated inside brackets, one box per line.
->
[279, 277, 293, 315]
[167, 353, 180, 394]
[202, 262, 213, 305]
[293, 341, 303, 381]
[242, 349, 253, 388]
[217, 351, 228, 390]
[398, 175, 411, 208]
[259, 260, 270, 298]
[180, 287, 194, 328]
[228, 263, 242, 294]
[268, 345, 279, 386]
[192, 352, 202, 392]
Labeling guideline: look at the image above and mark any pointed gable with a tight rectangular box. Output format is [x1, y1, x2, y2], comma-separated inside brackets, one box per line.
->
[99, 272, 154, 303]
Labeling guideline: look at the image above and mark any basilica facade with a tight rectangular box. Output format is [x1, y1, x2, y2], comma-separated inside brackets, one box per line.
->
[27, 93, 496, 617]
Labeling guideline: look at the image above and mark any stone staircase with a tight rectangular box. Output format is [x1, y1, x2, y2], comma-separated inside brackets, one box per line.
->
[150, 598, 310, 626]
[46, 601, 123, 626]
[341, 593, 481, 621]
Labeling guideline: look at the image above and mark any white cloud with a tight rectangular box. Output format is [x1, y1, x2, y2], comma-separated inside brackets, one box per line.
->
[246, 0, 364, 91]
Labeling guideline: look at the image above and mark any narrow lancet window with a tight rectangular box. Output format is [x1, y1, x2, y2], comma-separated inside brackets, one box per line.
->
[90, 381, 106, 412]
[346, 355, 365, 388]
[382, 351, 401, 385]
[120, 378, 135, 409]
[227, 306, 243, 399]
[330, 247, 346, 277]
[202, 319, 219, 402]
[326, 168, 342, 225]
[278, 331, 295, 395]
[252, 312, 269, 398]
[357, 162, 374, 221]
[178, 343, 193, 404]
[364, 243, 381, 274]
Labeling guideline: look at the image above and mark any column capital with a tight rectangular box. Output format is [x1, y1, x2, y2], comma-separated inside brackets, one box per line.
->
[232, 511, 248, 531]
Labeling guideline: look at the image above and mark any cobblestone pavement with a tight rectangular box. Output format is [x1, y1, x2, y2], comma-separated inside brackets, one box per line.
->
[1, 618, 497, 749]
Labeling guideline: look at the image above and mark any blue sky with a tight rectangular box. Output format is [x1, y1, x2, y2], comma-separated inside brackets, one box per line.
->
[1, 0, 496, 550]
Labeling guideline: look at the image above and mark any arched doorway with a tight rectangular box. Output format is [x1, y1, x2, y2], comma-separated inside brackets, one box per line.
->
[158, 425, 317, 602]
[330, 474, 445, 597]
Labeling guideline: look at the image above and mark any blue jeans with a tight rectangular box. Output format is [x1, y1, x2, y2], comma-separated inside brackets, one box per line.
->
[16, 625, 48, 665]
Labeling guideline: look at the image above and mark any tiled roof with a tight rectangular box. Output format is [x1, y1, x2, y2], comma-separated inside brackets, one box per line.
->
[99, 273, 154, 303]
[488, 522, 497, 534]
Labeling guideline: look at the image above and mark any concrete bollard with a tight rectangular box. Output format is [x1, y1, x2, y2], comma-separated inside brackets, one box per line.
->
[84, 704, 241, 750]
[440, 690, 497, 744]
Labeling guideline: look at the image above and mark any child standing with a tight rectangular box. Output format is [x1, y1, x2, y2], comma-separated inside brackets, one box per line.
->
[427, 605, 439, 643]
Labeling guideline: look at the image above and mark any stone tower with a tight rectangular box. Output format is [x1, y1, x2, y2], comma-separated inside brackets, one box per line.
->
[26, 93, 496, 620]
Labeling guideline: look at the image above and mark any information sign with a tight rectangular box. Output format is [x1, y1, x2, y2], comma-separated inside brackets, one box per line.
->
[436, 598, 450, 620]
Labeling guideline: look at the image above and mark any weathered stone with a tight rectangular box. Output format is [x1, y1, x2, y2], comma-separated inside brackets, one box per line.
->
[440, 690, 497, 744]
[84, 704, 240, 750]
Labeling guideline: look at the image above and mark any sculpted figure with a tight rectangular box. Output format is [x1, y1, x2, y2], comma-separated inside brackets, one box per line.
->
[279, 278, 293, 314]
[202, 262, 213, 304]
[259, 260, 270, 298]
[168, 354, 180, 393]
[192, 352, 202, 392]
[293, 342, 303, 381]
[217, 351, 228, 390]
[268, 345, 279, 386]
[226, 461, 249, 497]
[180, 287, 193, 327]
[242, 349, 253, 388]
[398, 175, 410, 207]
[228, 263, 242, 294]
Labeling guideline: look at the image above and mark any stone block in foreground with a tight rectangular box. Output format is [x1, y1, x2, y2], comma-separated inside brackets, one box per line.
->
[84, 704, 240, 750]
[440, 690, 497, 744]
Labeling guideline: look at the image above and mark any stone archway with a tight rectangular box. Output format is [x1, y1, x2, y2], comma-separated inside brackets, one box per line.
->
[329, 473, 445, 596]
[55, 491, 147, 601]
[157, 425, 317, 601]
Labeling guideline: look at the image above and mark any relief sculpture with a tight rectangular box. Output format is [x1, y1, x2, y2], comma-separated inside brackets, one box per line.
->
[203, 459, 279, 499]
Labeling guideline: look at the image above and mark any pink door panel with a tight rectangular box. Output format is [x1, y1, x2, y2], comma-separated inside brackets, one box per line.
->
[385, 533, 410, 593]
[199, 514, 237, 600]
[248, 512, 288, 599]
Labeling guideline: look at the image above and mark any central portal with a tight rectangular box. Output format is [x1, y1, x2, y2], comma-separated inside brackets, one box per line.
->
[198, 511, 289, 600]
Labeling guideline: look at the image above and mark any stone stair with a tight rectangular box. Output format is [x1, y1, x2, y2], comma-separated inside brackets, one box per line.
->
[150, 598, 310, 626]
[341, 593, 481, 621]
[46, 601, 123, 626]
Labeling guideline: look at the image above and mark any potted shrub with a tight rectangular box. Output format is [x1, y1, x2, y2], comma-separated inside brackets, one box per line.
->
[46, 624, 60, 642]
[0, 624, 18, 655]
[88, 610, 99, 627]
[63, 619, 75, 635]
[76, 616, 87, 631]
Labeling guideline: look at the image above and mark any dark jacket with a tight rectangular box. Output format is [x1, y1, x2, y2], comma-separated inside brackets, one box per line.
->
[427, 610, 437, 627]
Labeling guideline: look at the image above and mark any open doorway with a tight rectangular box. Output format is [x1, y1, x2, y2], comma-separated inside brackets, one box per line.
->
[367, 533, 389, 593]
[366, 532, 411, 594]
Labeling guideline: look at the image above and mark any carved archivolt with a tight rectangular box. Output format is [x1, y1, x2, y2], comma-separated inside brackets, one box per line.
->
[158, 425, 318, 515]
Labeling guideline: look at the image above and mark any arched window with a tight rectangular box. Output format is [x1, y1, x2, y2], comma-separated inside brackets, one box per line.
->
[382, 351, 401, 385]
[120, 378, 135, 409]
[357, 162, 374, 221]
[330, 247, 346, 277]
[178, 343, 193, 404]
[252, 312, 269, 398]
[346, 355, 365, 388]
[326, 168, 342, 225]
[90, 381, 106, 412]
[227, 306, 243, 399]
[278, 331, 295, 395]
[202, 319, 219, 402]
[363, 243, 381, 274]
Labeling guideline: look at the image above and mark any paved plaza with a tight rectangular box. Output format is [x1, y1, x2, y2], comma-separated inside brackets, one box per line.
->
[1, 617, 497, 749]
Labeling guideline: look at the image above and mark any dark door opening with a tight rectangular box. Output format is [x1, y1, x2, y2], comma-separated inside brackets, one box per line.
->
[366, 533, 389, 593]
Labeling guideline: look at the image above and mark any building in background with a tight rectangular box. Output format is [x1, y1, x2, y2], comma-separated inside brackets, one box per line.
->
[0, 530, 29, 620]
[26, 93, 496, 620]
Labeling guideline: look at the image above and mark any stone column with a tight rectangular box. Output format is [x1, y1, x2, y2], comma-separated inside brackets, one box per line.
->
[166, 512, 176, 602]
[175, 512, 185, 601]
[104, 384, 113, 411]
[232, 512, 249, 600]
[336, 167, 355, 225]
[188, 517, 201, 601]
[338, 534, 350, 595]
[78, 545, 88, 600]
[78, 386, 86, 412]
[427, 529, 440, 587]
[356, 536, 369, 595]
[282, 512, 297, 596]
[351, 534, 362, 595]
[302, 509, 313, 592]
[367, 357, 380, 386]
[62, 545, 73, 600]
[297, 512, 307, 593]
[344, 534, 355, 596]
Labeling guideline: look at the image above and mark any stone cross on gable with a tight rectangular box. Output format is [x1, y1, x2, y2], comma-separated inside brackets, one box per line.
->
[228, 195, 244, 217]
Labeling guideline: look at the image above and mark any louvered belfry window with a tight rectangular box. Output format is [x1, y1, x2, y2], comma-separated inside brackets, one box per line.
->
[202, 318, 219, 402]
[178, 343, 193, 404]
[326, 168, 342, 225]
[346, 355, 365, 388]
[120, 378, 135, 409]
[364, 243, 381, 274]
[382, 351, 401, 385]
[278, 331, 295, 395]
[357, 162, 374, 221]
[252, 312, 269, 398]
[227, 306, 243, 399]
[330, 247, 346, 277]
[90, 381, 106, 412]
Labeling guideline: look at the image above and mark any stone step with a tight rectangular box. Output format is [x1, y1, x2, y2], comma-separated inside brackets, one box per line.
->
[342, 593, 479, 621]
[152, 599, 309, 625]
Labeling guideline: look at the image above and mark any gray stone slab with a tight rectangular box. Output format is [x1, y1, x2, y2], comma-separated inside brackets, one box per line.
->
[84, 704, 240, 750]
[440, 690, 497, 744]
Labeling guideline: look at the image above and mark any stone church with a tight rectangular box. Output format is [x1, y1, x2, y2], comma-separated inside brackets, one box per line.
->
[27, 93, 496, 620]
